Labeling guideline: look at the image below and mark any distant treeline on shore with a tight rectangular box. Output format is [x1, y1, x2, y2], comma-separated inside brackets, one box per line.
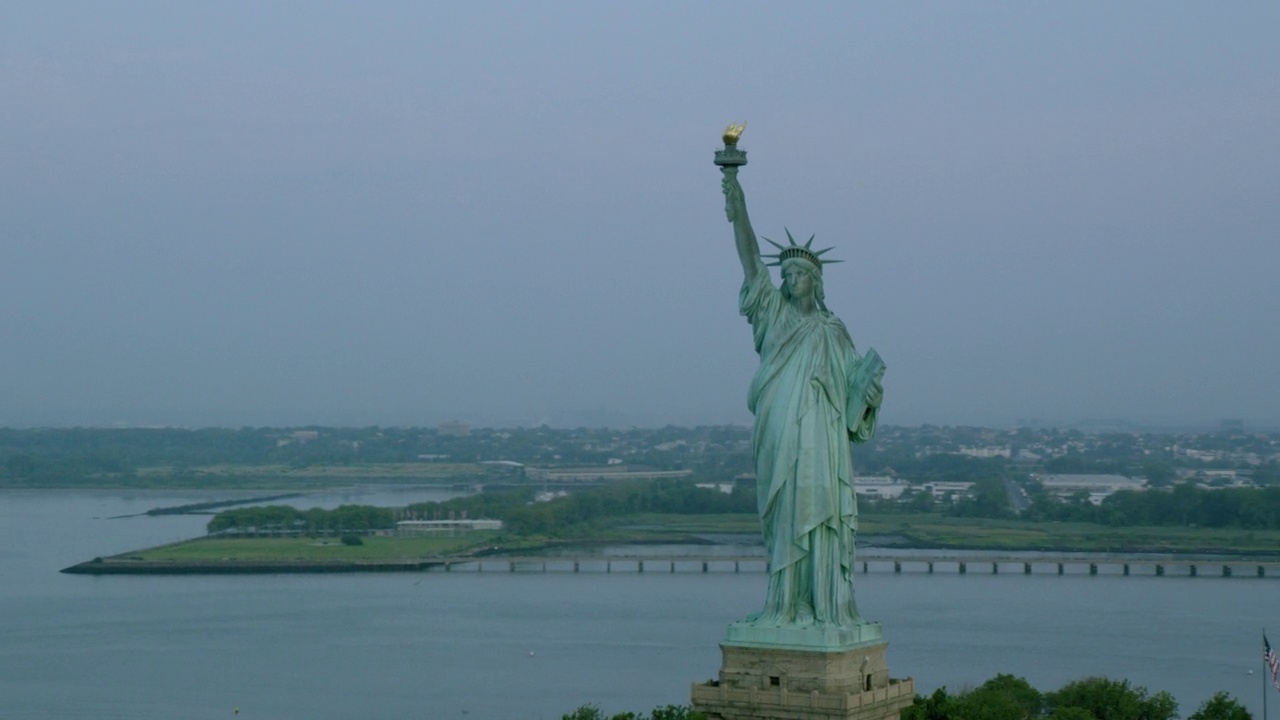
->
[4, 424, 1278, 489]
[207, 479, 755, 536]
[870, 475, 1280, 530]
[205, 475, 1280, 541]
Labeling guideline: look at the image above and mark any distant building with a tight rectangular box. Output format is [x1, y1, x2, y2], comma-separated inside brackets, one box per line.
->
[438, 421, 470, 437]
[1035, 473, 1145, 505]
[525, 465, 693, 482]
[854, 476, 910, 500]
[958, 446, 1011, 458]
[275, 430, 320, 447]
[922, 481, 975, 500]
[397, 519, 502, 533]
[1194, 469, 1251, 488]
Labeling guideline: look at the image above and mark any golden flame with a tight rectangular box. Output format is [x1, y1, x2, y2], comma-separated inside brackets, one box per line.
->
[722, 122, 746, 145]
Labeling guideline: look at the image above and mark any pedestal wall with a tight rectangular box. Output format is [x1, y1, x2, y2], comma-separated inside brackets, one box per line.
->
[691, 640, 914, 720]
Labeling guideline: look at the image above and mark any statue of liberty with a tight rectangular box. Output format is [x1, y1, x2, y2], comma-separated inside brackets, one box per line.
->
[716, 124, 885, 636]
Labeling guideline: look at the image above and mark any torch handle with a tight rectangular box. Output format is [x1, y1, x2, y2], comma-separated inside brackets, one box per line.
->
[721, 166, 742, 223]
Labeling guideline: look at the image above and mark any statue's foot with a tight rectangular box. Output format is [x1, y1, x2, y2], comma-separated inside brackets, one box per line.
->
[744, 610, 786, 627]
[793, 603, 816, 627]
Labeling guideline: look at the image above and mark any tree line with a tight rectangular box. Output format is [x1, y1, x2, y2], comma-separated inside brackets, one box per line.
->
[206, 479, 755, 537]
[6, 425, 1277, 492]
[0, 425, 750, 486]
[1029, 483, 1280, 530]
[863, 477, 1280, 531]
[405, 479, 756, 537]
[207, 476, 1280, 538]
[206, 504, 396, 534]
[902, 673, 1249, 720]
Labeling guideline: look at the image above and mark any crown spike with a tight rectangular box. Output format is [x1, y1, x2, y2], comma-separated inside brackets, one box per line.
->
[758, 228, 842, 272]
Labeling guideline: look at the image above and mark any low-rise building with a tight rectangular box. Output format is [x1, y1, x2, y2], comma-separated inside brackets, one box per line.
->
[525, 465, 693, 482]
[438, 421, 471, 437]
[1035, 473, 1146, 505]
[959, 446, 1011, 458]
[854, 476, 910, 499]
[922, 481, 975, 500]
[397, 519, 503, 533]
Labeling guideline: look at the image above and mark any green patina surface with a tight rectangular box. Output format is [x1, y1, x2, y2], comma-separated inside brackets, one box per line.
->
[717, 127, 885, 649]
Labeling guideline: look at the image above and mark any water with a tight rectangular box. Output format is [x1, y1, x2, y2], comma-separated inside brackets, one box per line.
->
[1, 490, 1275, 719]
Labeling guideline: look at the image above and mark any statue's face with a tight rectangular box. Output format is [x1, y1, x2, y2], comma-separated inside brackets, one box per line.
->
[782, 264, 815, 300]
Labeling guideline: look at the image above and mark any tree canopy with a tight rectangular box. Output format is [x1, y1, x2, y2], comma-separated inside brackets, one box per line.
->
[901, 674, 1226, 720]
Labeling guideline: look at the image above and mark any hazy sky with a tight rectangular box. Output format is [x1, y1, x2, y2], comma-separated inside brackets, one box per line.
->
[1, 2, 1277, 429]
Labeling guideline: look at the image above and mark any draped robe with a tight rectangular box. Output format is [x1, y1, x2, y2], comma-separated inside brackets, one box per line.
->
[739, 270, 883, 627]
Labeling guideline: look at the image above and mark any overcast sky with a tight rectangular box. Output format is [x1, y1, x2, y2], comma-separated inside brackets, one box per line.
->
[1, 2, 1277, 430]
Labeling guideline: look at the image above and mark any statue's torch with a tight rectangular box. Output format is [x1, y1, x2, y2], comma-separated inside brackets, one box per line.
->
[714, 122, 748, 172]
[714, 122, 748, 221]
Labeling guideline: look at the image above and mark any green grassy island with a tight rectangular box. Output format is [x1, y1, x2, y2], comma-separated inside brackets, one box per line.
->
[63, 508, 1280, 575]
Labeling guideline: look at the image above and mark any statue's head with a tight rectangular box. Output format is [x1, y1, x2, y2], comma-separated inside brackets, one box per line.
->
[766, 229, 836, 312]
[780, 257, 826, 309]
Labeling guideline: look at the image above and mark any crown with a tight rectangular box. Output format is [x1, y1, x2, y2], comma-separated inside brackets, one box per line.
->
[762, 228, 842, 272]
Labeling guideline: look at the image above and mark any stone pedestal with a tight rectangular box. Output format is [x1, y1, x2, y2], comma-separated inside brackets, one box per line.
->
[691, 629, 913, 720]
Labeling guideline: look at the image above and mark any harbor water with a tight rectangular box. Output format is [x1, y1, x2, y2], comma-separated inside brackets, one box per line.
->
[0, 490, 1275, 719]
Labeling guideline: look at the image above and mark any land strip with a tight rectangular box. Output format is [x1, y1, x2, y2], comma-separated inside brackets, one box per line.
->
[61, 511, 1280, 575]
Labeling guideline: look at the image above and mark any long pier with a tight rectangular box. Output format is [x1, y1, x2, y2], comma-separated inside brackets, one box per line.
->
[426, 553, 1280, 578]
[63, 552, 1280, 577]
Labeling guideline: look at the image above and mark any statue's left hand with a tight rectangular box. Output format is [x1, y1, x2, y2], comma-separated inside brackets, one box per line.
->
[865, 381, 883, 409]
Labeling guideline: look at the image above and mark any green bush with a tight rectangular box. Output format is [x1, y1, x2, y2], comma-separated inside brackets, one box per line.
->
[1189, 692, 1252, 720]
[903, 674, 1189, 720]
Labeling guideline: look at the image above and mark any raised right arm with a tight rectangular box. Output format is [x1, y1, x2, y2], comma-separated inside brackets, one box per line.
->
[722, 170, 766, 282]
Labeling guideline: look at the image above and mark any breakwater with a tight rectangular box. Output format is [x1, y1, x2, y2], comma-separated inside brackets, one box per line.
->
[62, 557, 440, 574]
[144, 493, 304, 515]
